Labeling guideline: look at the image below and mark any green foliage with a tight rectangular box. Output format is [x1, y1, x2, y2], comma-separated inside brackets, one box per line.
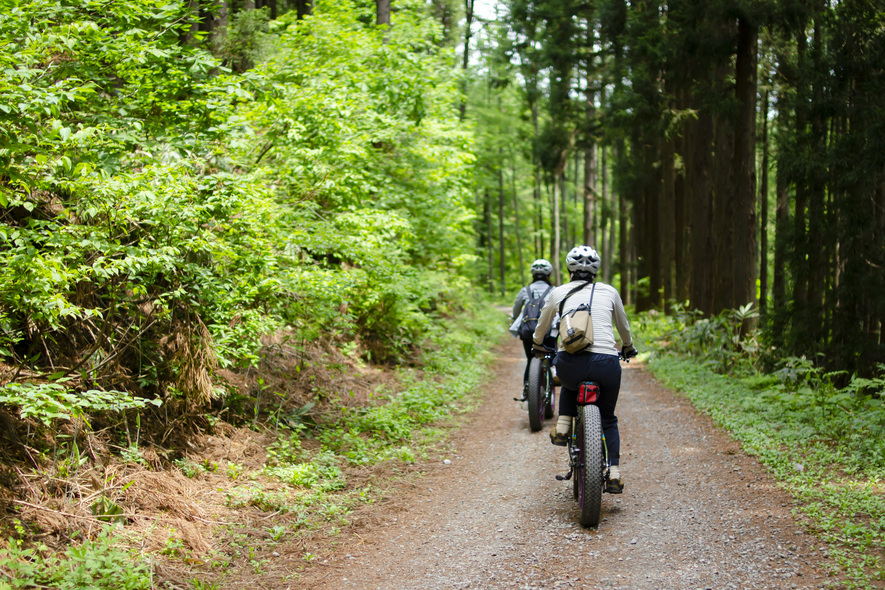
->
[644, 302, 761, 375]
[0, 530, 151, 589]
[0, 0, 478, 419]
[0, 382, 160, 426]
[264, 450, 345, 491]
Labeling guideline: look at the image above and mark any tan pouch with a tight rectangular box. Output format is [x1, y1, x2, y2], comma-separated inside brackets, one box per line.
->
[557, 282, 597, 353]
[559, 305, 594, 353]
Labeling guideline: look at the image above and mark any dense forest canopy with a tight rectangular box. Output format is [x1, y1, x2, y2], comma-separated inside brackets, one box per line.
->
[0, 0, 883, 415]
[468, 0, 885, 377]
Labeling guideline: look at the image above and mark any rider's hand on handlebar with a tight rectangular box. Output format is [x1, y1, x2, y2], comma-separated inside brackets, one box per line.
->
[532, 342, 550, 358]
[621, 344, 638, 360]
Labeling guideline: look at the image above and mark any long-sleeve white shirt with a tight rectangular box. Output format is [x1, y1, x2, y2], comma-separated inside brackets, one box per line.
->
[532, 280, 633, 356]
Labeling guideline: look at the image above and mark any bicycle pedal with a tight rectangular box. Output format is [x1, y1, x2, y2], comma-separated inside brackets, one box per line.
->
[555, 468, 574, 481]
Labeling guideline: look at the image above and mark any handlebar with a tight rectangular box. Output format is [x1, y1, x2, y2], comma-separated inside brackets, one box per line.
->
[531, 344, 556, 359]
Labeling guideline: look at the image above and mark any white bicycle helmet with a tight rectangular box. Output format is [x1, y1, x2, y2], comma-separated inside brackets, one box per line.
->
[530, 259, 553, 279]
[565, 246, 600, 276]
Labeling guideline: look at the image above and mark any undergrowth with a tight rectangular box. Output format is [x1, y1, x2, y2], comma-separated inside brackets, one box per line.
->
[0, 302, 501, 588]
[640, 307, 885, 589]
[0, 529, 151, 590]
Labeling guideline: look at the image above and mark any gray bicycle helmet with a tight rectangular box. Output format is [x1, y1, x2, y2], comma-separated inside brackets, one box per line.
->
[530, 258, 553, 279]
[565, 246, 600, 276]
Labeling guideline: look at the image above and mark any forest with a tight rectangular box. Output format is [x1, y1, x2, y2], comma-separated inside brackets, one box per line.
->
[471, 0, 885, 377]
[0, 0, 883, 587]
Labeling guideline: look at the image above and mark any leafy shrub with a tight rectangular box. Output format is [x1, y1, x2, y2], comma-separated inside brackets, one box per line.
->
[0, 530, 151, 590]
[264, 450, 344, 491]
[0, 382, 160, 426]
[0, 0, 476, 402]
[647, 301, 761, 375]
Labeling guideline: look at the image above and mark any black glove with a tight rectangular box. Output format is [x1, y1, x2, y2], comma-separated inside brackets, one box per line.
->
[621, 344, 638, 359]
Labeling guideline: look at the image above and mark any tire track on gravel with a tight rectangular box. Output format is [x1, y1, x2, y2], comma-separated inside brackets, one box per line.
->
[297, 336, 837, 590]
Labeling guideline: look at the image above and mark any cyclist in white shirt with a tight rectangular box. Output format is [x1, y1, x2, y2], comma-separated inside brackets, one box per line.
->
[532, 246, 637, 493]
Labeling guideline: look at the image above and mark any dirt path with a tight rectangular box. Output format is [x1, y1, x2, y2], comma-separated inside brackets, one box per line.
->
[295, 337, 836, 590]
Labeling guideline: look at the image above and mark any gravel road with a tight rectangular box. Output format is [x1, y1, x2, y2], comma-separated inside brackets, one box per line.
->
[297, 336, 837, 590]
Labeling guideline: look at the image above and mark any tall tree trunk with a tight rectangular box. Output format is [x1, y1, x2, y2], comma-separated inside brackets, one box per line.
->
[616, 140, 629, 304]
[560, 171, 569, 263]
[688, 109, 714, 315]
[647, 142, 663, 310]
[660, 136, 676, 308]
[529, 99, 544, 258]
[583, 147, 596, 246]
[216, 0, 228, 30]
[484, 188, 494, 294]
[759, 88, 770, 315]
[806, 9, 826, 343]
[295, 0, 312, 19]
[510, 159, 525, 285]
[731, 17, 759, 322]
[551, 172, 561, 282]
[604, 144, 615, 284]
[711, 39, 736, 313]
[459, 0, 475, 121]
[674, 131, 689, 304]
[711, 112, 735, 314]
[498, 165, 507, 297]
[376, 0, 390, 26]
[583, 20, 597, 248]
[772, 90, 791, 344]
[791, 31, 810, 348]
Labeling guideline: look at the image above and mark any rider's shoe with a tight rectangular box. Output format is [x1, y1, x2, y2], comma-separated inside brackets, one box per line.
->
[605, 466, 624, 494]
[549, 427, 568, 447]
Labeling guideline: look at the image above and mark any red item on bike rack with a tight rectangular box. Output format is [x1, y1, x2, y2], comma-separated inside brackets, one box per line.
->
[578, 381, 598, 405]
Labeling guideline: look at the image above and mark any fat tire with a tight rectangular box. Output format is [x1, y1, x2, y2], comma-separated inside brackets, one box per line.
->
[526, 357, 543, 432]
[578, 404, 604, 527]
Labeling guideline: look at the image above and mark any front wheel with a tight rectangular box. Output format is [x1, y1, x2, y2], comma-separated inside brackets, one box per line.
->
[578, 404, 604, 527]
[526, 357, 544, 432]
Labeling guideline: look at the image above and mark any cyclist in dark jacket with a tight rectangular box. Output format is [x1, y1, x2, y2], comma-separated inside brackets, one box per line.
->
[532, 246, 637, 493]
[511, 259, 556, 396]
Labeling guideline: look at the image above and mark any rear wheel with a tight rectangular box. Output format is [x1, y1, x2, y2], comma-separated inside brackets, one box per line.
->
[526, 357, 543, 432]
[578, 404, 604, 527]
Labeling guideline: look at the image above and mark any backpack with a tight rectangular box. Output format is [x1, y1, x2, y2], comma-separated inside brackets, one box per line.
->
[518, 285, 552, 342]
[558, 282, 596, 353]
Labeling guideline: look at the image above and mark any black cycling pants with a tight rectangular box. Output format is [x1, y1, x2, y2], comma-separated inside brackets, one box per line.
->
[553, 351, 622, 465]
